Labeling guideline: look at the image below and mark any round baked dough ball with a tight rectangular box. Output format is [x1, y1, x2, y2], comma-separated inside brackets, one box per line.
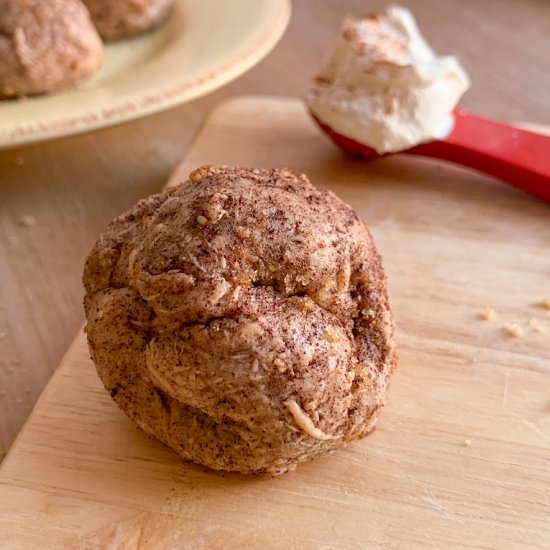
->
[81, 0, 174, 41]
[0, 0, 102, 98]
[83, 166, 397, 476]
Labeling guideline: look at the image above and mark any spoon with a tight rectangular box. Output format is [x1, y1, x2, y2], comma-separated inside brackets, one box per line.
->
[311, 109, 550, 203]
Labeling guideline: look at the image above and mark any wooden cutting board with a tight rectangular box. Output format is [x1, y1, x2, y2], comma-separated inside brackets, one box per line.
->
[1, 96, 549, 550]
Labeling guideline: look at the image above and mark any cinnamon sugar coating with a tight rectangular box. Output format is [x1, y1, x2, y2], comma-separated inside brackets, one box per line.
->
[84, 166, 396, 475]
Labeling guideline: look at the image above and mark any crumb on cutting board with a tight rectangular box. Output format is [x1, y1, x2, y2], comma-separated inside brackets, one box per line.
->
[480, 307, 495, 321]
[528, 317, 546, 334]
[17, 215, 35, 228]
[504, 323, 523, 338]
[463, 439, 472, 447]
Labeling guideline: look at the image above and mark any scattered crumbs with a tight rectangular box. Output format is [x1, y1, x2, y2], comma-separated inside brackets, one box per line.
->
[504, 323, 523, 338]
[14, 156, 24, 166]
[480, 307, 495, 321]
[543, 298, 550, 310]
[463, 439, 472, 447]
[16, 215, 35, 228]
[528, 317, 546, 334]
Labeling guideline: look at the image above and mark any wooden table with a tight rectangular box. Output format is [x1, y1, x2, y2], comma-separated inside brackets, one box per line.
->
[0, 0, 549, 460]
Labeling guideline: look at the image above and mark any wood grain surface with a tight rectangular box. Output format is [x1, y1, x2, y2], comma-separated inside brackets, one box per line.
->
[0, 0, 549, 466]
[1, 96, 549, 549]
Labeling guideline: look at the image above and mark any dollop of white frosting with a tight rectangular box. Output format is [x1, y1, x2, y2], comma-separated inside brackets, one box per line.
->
[305, 6, 471, 154]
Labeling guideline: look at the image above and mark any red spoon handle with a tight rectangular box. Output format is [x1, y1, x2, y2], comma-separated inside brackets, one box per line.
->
[410, 110, 550, 202]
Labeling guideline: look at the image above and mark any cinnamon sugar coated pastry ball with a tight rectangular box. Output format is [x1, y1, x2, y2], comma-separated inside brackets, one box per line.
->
[83, 166, 397, 476]
[81, 0, 174, 40]
[0, 0, 102, 98]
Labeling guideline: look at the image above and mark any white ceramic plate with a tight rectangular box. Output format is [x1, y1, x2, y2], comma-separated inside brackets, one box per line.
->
[0, 0, 291, 149]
